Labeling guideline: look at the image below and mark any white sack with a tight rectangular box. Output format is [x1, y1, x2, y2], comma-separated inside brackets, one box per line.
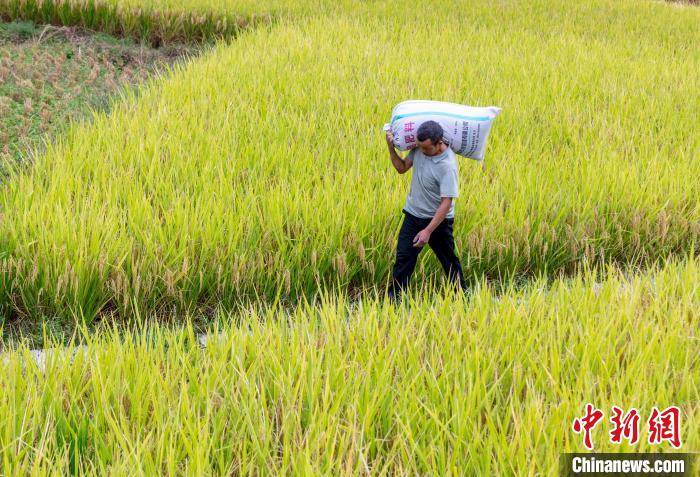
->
[383, 100, 502, 161]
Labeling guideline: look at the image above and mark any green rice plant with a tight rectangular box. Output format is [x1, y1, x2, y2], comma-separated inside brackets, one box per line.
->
[1, 253, 698, 474]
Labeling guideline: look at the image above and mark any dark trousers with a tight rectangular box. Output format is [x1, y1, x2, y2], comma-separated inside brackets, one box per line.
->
[388, 209, 467, 300]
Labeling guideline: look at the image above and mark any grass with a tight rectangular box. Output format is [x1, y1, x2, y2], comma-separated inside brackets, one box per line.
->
[0, 20, 203, 180]
[1, 253, 698, 474]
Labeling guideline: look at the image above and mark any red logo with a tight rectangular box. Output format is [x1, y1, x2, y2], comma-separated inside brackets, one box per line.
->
[648, 406, 682, 448]
[609, 406, 640, 445]
[572, 404, 683, 450]
[572, 403, 604, 450]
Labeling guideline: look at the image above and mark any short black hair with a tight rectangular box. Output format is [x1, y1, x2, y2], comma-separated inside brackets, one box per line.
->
[416, 120, 444, 145]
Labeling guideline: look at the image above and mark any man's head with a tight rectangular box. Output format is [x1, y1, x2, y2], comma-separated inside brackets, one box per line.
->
[416, 120, 446, 156]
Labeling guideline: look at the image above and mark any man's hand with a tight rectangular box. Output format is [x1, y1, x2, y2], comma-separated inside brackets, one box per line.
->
[385, 131, 395, 148]
[413, 229, 431, 248]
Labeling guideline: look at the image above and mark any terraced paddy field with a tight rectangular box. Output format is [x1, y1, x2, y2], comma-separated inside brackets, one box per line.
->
[0, 0, 698, 474]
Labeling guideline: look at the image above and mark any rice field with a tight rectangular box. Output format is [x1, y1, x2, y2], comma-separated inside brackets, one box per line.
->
[1, 255, 698, 474]
[0, 0, 698, 324]
[0, 0, 698, 474]
[0, 19, 201, 177]
[0, 0, 364, 44]
[0, 0, 285, 44]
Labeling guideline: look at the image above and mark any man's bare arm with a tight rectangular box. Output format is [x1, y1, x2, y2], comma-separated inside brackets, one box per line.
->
[425, 198, 453, 233]
[386, 132, 413, 174]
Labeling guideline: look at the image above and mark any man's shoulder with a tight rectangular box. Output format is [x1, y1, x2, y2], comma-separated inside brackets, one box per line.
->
[435, 151, 457, 168]
[443, 147, 457, 161]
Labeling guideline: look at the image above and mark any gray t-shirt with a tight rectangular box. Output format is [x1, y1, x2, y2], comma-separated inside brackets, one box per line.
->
[402, 147, 459, 219]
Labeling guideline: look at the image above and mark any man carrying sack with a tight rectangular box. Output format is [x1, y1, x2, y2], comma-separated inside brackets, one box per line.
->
[385, 120, 469, 302]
